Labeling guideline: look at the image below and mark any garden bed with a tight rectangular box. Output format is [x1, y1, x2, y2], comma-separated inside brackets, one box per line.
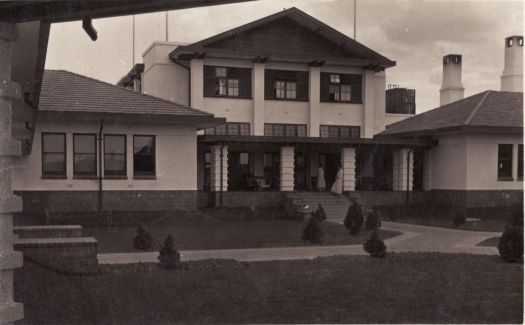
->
[15, 253, 523, 324]
[84, 218, 399, 253]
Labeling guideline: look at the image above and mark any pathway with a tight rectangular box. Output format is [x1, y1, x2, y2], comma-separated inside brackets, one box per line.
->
[98, 220, 500, 264]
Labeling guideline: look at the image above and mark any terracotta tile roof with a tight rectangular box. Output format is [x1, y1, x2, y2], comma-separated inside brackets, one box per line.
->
[379, 90, 523, 137]
[170, 7, 395, 69]
[39, 70, 213, 118]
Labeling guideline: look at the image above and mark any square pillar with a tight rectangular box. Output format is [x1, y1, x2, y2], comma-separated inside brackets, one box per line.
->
[252, 63, 265, 136]
[190, 59, 204, 110]
[393, 148, 413, 191]
[210, 145, 228, 192]
[341, 147, 356, 191]
[308, 66, 321, 137]
[362, 70, 375, 138]
[280, 146, 294, 191]
[0, 21, 25, 325]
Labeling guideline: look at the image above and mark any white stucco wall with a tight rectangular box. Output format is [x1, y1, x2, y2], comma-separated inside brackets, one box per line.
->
[264, 100, 309, 125]
[428, 132, 523, 190]
[202, 97, 253, 125]
[13, 116, 198, 191]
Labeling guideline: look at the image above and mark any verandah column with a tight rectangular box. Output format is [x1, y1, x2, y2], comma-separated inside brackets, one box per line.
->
[393, 148, 413, 191]
[341, 147, 356, 191]
[210, 145, 228, 192]
[280, 146, 294, 191]
[0, 21, 25, 324]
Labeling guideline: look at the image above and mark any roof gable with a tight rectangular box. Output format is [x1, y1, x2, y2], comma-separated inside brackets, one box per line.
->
[171, 7, 394, 69]
[379, 91, 523, 137]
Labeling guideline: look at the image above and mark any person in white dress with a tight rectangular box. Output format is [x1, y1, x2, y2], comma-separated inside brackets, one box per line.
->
[317, 164, 326, 191]
[331, 165, 343, 195]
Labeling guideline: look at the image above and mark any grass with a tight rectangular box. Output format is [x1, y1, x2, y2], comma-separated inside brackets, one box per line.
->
[15, 253, 523, 324]
[393, 215, 507, 232]
[85, 217, 399, 253]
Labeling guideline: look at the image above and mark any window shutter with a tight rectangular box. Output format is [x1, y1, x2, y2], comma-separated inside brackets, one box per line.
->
[238, 68, 252, 99]
[320, 73, 330, 102]
[296, 71, 309, 101]
[264, 70, 275, 100]
[348, 74, 362, 103]
[203, 65, 217, 97]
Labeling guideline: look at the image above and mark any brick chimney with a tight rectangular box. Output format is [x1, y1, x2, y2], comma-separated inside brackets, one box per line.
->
[501, 35, 523, 92]
[439, 54, 464, 106]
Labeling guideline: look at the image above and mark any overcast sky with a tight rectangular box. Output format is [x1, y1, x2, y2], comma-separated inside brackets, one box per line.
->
[45, 0, 523, 113]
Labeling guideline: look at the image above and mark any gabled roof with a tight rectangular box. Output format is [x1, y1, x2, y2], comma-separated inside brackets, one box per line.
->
[39, 70, 213, 118]
[378, 91, 523, 137]
[170, 7, 395, 69]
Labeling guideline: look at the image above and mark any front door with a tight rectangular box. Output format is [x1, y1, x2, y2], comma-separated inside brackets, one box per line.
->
[228, 151, 253, 191]
[263, 152, 280, 190]
[294, 152, 308, 191]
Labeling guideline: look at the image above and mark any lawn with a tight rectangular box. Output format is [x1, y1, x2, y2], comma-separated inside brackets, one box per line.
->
[15, 253, 523, 324]
[84, 217, 399, 253]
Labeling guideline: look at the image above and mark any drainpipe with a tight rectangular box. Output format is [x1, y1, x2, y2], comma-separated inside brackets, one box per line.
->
[98, 119, 104, 212]
[219, 143, 224, 207]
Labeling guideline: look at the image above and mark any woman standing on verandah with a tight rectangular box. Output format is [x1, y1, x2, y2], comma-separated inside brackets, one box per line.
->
[331, 165, 343, 195]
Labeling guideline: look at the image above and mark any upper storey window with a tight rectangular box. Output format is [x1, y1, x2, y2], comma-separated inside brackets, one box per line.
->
[320, 73, 362, 104]
[204, 66, 251, 99]
[265, 69, 308, 101]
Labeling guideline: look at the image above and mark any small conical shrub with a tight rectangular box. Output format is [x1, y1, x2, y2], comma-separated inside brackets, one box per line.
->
[158, 234, 182, 270]
[363, 231, 387, 258]
[302, 216, 323, 244]
[133, 224, 153, 250]
[365, 211, 382, 231]
[313, 204, 327, 222]
[344, 204, 363, 235]
[498, 226, 523, 263]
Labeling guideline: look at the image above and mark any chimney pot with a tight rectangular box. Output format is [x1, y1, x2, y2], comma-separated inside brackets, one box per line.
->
[501, 35, 523, 92]
[440, 54, 464, 106]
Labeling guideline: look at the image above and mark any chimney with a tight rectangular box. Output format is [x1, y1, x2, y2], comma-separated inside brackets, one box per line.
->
[439, 54, 464, 106]
[501, 35, 523, 92]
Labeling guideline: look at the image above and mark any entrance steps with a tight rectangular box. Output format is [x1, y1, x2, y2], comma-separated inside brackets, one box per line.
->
[285, 192, 351, 221]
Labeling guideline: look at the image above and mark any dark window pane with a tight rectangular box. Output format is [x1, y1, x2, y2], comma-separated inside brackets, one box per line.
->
[285, 125, 296, 137]
[74, 154, 96, 174]
[274, 125, 284, 136]
[43, 133, 65, 152]
[43, 153, 66, 174]
[239, 123, 250, 136]
[320, 126, 329, 137]
[498, 144, 513, 179]
[240, 152, 249, 165]
[518, 144, 523, 179]
[134, 136, 155, 176]
[264, 124, 272, 136]
[74, 135, 96, 154]
[216, 125, 227, 135]
[297, 125, 306, 137]
[227, 123, 239, 135]
[340, 127, 350, 138]
[351, 127, 360, 138]
[105, 135, 126, 176]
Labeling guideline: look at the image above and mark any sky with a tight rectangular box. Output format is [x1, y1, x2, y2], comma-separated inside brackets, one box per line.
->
[45, 0, 523, 113]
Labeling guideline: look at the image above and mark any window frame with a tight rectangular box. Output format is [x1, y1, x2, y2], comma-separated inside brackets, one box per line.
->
[321, 72, 362, 104]
[73, 133, 98, 179]
[204, 122, 250, 136]
[133, 135, 156, 179]
[104, 134, 127, 179]
[264, 123, 307, 137]
[518, 144, 523, 181]
[274, 79, 297, 100]
[319, 125, 361, 139]
[41, 132, 67, 179]
[214, 66, 240, 98]
[497, 144, 513, 181]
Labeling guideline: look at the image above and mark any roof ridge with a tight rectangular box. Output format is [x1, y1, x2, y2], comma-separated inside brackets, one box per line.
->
[464, 90, 491, 126]
[45, 69, 213, 117]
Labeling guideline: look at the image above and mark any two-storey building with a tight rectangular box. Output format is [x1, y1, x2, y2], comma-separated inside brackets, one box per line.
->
[121, 7, 421, 206]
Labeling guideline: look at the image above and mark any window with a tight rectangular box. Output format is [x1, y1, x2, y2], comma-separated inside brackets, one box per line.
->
[203, 66, 251, 98]
[265, 69, 308, 101]
[205, 122, 250, 136]
[133, 135, 155, 177]
[264, 124, 306, 137]
[320, 73, 362, 103]
[518, 144, 523, 180]
[42, 133, 66, 178]
[104, 135, 126, 178]
[320, 125, 360, 138]
[73, 134, 97, 178]
[498, 144, 513, 180]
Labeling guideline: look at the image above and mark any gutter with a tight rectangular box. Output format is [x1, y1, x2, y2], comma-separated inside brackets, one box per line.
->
[98, 119, 104, 212]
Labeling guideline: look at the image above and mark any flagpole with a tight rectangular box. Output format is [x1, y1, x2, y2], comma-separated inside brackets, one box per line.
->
[165, 11, 168, 42]
[132, 15, 135, 65]
[354, 0, 357, 40]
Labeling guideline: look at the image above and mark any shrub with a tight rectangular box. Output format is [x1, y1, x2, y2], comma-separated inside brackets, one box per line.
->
[313, 204, 327, 222]
[498, 226, 524, 263]
[452, 211, 466, 227]
[158, 234, 182, 270]
[344, 203, 363, 235]
[363, 231, 387, 258]
[508, 207, 524, 228]
[133, 224, 153, 250]
[365, 211, 382, 231]
[302, 216, 323, 244]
